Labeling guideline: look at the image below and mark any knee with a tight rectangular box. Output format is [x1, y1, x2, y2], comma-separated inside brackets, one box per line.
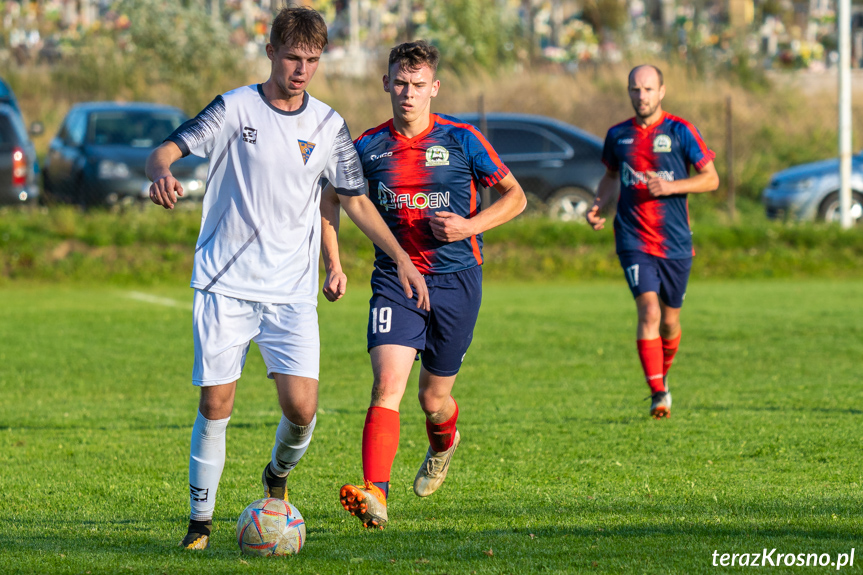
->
[282, 402, 317, 426]
[638, 302, 661, 326]
[418, 388, 449, 417]
[371, 371, 406, 405]
[199, 394, 233, 420]
[660, 318, 680, 339]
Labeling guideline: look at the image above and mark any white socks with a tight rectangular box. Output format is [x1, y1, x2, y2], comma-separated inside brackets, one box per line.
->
[188, 410, 230, 521]
[187, 412, 315, 520]
[270, 415, 316, 477]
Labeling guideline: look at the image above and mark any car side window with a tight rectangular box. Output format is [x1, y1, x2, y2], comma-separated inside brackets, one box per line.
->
[493, 127, 546, 155]
[65, 112, 86, 147]
[490, 124, 568, 157]
[568, 137, 602, 158]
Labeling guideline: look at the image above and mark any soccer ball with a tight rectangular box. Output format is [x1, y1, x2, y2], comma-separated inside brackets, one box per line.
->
[236, 498, 306, 556]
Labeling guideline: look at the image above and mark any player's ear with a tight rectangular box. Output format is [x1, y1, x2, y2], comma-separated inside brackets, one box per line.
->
[382, 74, 390, 93]
[659, 84, 666, 101]
[265, 43, 275, 62]
[430, 79, 440, 98]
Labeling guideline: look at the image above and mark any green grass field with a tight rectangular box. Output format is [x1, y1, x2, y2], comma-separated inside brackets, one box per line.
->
[1, 280, 861, 574]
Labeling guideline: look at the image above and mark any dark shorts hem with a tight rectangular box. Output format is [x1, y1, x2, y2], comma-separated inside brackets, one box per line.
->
[420, 362, 461, 377]
[618, 250, 691, 308]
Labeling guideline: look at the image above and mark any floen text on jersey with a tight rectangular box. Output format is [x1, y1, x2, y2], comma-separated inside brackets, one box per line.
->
[602, 112, 715, 260]
[354, 113, 509, 275]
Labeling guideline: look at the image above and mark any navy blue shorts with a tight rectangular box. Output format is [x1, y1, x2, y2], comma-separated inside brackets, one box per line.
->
[367, 265, 482, 377]
[618, 251, 691, 308]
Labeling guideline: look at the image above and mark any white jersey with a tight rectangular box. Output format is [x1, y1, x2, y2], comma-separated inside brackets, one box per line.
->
[168, 84, 364, 305]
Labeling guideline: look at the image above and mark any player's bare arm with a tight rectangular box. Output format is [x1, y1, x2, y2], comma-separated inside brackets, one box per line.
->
[320, 185, 347, 303]
[647, 161, 720, 198]
[145, 141, 185, 210]
[429, 172, 526, 242]
[587, 169, 619, 230]
[321, 185, 430, 311]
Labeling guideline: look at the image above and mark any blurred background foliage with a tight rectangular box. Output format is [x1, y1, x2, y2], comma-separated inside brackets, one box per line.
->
[0, 0, 860, 216]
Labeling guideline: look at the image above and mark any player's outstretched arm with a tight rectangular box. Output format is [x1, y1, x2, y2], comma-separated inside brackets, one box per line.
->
[647, 161, 720, 197]
[337, 192, 430, 312]
[587, 169, 619, 230]
[429, 172, 527, 242]
[146, 142, 185, 210]
[320, 185, 348, 302]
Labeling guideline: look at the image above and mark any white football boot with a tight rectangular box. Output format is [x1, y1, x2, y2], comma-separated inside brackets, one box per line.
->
[413, 430, 461, 497]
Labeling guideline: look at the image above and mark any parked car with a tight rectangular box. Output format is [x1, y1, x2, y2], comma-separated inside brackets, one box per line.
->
[0, 77, 23, 120]
[455, 112, 605, 221]
[43, 102, 208, 207]
[762, 157, 863, 224]
[0, 103, 39, 205]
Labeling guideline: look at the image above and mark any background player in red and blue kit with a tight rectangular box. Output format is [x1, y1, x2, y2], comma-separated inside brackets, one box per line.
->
[320, 40, 526, 529]
[586, 65, 719, 419]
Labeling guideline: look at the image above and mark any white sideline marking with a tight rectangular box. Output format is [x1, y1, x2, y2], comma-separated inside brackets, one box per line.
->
[126, 291, 191, 310]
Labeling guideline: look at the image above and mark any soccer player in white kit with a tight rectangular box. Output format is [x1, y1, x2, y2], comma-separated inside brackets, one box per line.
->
[146, 6, 428, 550]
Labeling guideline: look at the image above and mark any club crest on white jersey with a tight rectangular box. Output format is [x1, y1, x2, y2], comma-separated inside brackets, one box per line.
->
[298, 140, 316, 165]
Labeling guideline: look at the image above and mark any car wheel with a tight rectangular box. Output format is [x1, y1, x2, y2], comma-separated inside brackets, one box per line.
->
[547, 187, 594, 223]
[817, 191, 863, 224]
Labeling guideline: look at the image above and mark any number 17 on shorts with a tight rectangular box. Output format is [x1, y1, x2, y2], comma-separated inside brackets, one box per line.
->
[625, 264, 639, 288]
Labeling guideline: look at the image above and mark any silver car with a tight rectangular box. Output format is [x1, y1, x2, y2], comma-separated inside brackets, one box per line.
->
[763, 157, 863, 223]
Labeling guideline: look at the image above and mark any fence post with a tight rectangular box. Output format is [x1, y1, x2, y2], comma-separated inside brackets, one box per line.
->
[726, 95, 735, 222]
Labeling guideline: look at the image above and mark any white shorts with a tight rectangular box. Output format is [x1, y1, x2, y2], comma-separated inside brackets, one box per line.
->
[192, 290, 320, 386]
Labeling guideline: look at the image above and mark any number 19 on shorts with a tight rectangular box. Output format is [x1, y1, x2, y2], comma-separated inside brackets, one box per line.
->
[371, 306, 392, 334]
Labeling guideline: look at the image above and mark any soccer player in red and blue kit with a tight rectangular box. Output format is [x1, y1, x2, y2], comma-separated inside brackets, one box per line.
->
[320, 40, 526, 529]
[587, 65, 719, 419]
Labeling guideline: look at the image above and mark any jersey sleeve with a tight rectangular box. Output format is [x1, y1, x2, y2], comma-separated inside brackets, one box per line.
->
[678, 122, 716, 171]
[165, 96, 226, 158]
[601, 130, 619, 171]
[462, 128, 509, 187]
[325, 122, 365, 196]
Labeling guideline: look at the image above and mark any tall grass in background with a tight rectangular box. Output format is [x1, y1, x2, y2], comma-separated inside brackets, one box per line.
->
[316, 64, 862, 207]
[1, 29, 858, 209]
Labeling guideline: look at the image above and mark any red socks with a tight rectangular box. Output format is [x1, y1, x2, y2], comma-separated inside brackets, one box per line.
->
[636, 338, 666, 393]
[661, 333, 681, 377]
[360, 399, 459, 491]
[362, 407, 400, 484]
[426, 398, 459, 453]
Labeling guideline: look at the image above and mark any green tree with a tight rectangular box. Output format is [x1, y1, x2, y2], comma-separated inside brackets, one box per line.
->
[52, 0, 245, 112]
[422, 0, 523, 73]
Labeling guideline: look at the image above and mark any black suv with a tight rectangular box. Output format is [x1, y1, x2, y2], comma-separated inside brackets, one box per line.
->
[456, 113, 605, 221]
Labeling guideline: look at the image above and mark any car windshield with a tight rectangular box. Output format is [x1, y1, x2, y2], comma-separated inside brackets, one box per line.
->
[86, 111, 186, 147]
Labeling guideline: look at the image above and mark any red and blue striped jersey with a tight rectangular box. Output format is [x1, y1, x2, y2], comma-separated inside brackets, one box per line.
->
[602, 112, 715, 259]
[354, 113, 509, 274]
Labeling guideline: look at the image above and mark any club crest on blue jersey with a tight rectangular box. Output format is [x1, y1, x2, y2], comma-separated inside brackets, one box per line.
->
[242, 126, 257, 144]
[653, 134, 672, 153]
[425, 145, 449, 166]
[298, 140, 316, 165]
